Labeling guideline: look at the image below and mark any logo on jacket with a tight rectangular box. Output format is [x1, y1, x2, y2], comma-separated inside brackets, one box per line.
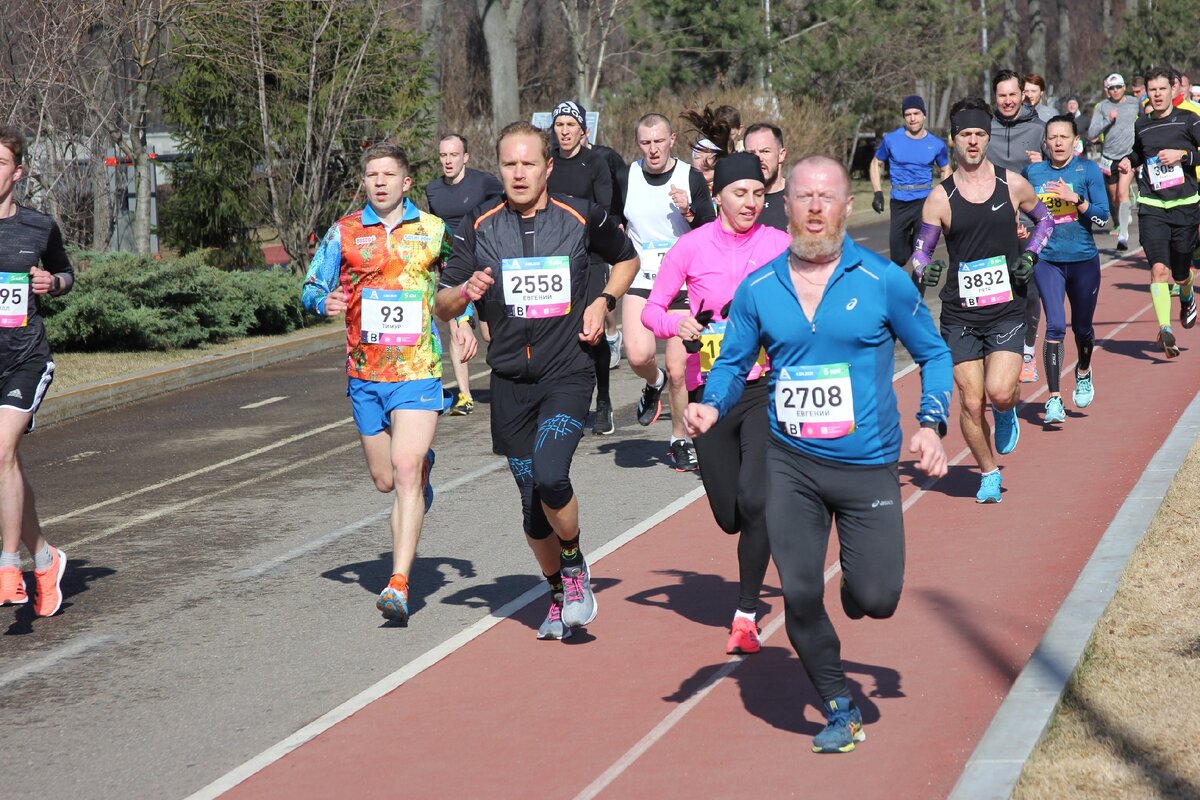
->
[845, 298, 858, 311]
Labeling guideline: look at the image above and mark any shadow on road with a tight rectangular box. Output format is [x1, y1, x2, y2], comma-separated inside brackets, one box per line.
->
[4, 558, 116, 636]
[626, 568, 780, 630]
[321, 553, 476, 617]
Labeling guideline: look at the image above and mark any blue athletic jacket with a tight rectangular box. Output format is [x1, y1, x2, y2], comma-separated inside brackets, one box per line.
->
[701, 235, 952, 465]
[1022, 157, 1109, 263]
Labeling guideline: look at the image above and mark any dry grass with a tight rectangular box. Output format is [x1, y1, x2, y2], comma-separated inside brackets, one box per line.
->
[1013, 436, 1200, 799]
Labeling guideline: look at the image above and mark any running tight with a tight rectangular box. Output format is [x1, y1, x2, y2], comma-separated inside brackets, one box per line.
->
[1033, 254, 1101, 391]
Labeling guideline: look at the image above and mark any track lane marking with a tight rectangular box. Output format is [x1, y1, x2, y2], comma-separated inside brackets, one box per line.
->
[240, 396, 288, 409]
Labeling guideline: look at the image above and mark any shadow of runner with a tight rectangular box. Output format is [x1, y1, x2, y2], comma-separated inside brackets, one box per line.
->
[627, 568, 780, 629]
[898, 462, 982, 500]
[4, 558, 117, 636]
[1098, 335, 1173, 363]
[320, 553, 476, 617]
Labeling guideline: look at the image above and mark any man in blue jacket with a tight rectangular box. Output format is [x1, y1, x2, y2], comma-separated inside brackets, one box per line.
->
[686, 155, 952, 755]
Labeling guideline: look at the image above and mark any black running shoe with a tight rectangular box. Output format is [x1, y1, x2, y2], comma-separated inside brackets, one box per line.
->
[1159, 327, 1180, 358]
[669, 439, 699, 472]
[1181, 294, 1197, 330]
[637, 369, 665, 426]
[593, 400, 615, 435]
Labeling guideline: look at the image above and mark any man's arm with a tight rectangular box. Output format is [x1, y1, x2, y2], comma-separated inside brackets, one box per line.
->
[909, 188, 949, 284]
[301, 224, 343, 315]
[1011, 174, 1053, 254]
[581, 203, 638, 343]
[869, 157, 884, 193]
[435, 213, 487, 320]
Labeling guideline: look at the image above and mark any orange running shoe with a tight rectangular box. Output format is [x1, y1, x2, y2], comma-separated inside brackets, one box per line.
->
[726, 617, 761, 655]
[376, 573, 410, 623]
[1019, 356, 1039, 383]
[33, 547, 66, 617]
[0, 564, 28, 606]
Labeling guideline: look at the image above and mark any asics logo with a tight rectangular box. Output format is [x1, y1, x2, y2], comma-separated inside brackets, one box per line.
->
[991, 202, 1008, 212]
[845, 298, 858, 311]
[871, 499, 894, 508]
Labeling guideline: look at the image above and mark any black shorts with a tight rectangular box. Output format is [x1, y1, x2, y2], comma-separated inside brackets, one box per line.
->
[626, 286, 690, 310]
[489, 371, 593, 457]
[940, 318, 1025, 363]
[1101, 156, 1129, 186]
[1139, 205, 1200, 281]
[0, 359, 54, 432]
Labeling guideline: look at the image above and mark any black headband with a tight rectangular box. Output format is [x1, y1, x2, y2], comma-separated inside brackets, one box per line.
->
[951, 109, 992, 137]
[712, 152, 765, 194]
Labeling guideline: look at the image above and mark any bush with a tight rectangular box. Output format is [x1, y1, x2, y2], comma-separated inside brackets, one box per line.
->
[41, 252, 316, 351]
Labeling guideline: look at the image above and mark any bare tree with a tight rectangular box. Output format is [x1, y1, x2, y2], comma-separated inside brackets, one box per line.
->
[555, 0, 625, 109]
[1028, 0, 1046, 76]
[478, 0, 525, 133]
[1056, 0, 1071, 95]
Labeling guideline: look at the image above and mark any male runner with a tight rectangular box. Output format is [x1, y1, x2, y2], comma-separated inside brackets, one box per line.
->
[617, 112, 715, 469]
[1024, 115, 1110, 422]
[869, 95, 951, 266]
[435, 122, 638, 640]
[425, 133, 502, 415]
[686, 155, 951, 753]
[302, 143, 458, 624]
[1023, 73, 1056, 122]
[1088, 74, 1139, 250]
[0, 126, 71, 617]
[1117, 67, 1200, 357]
[913, 97, 1054, 503]
[587, 135, 629, 371]
[743, 122, 789, 231]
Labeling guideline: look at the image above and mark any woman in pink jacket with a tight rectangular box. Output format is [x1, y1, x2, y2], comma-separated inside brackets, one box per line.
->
[641, 152, 790, 655]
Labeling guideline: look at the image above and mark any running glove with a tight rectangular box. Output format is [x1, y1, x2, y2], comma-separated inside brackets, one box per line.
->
[872, 191, 885, 214]
[919, 259, 945, 287]
[683, 302, 715, 354]
[1010, 251, 1037, 285]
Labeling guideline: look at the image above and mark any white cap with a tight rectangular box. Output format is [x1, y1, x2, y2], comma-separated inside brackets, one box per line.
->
[1104, 73, 1125, 89]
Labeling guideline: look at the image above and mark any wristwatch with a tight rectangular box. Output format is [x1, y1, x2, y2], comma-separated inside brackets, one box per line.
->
[599, 292, 617, 311]
[920, 419, 947, 438]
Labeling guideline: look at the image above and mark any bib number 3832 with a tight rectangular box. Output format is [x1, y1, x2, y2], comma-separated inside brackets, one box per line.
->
[774, 363, 854, 439]
[360, 289, 422, 345]
[957, 255, 1013, 308]
[503, 257, 571, 318]
[0, 273, 30, 328]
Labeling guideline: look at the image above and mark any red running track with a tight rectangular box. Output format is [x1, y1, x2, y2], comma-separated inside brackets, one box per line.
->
[216, 255, 1198, 799]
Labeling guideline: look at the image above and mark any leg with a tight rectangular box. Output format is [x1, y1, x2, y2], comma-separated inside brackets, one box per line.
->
[1116, 169, 1133, 246]
[1021, 279, 1042, 380]
[832, 463, 905, 621]
[952, 359, 996, 473]
[665, 332, 690, 442]
[1067, 255, 1102, 407]
[0, 409, 40, 558]
[1033, 259, 1068, 400]
[983, 349, 1023, 411]
[621, 293, 661, 384]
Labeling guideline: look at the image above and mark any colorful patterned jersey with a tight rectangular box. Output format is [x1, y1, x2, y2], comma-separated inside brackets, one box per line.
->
[302, 199, 452, 382]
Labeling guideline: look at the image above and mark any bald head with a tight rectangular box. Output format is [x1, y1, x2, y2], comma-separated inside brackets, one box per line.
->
[784, 154, 854, 263]
[786, 155, 851, 198]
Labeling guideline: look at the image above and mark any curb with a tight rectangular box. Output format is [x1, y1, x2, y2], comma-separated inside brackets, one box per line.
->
[37, 326, 343, 428]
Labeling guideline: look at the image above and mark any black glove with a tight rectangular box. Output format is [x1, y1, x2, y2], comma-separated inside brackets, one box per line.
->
[918, 259, 944, 288]
[872, 191, 885, 214]
[1010, 251, 1037, 285]
[683, 301, 714, 354]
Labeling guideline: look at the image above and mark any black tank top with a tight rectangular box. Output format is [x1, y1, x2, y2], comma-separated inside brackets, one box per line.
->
[939, 168, 1025, 326]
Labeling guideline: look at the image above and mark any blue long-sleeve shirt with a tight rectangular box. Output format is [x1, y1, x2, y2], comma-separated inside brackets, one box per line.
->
[1023, 156, 1110, 263]
[701, 236, 952, 465]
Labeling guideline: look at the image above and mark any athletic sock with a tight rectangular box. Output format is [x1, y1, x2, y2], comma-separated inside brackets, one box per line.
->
[1151, 282, 1172, 327]
[389, 573, 408, 591]
[1180, 270, 1195, 303]
[1023, 344, 1035, 360]
[1118, 202, 1131, 239]
[558, 533, 582, 567]
[545, 571, 564, 594]
[33, 545, 54, 571]
[981, 468, 999, 477]
[651, 367, 666, 390]
[1074, 333, 1095, 374]
[1042, 340, 1063, 393]
[0, 551, 20, 568]
[670, 436, 687, 446]
[733, 609, 756, 623]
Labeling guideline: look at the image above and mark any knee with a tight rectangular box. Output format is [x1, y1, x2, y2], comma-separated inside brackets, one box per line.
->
[959, 393, 986, 421]
[849, 581, 902, 619]
[1151, 263, 1170, 281]
[388, 453, 425, 494]
[781, 579, 827, 621]
[532, 465, 573, 510]
[627, 346, 656, 370]
[666, 361, 687, 386]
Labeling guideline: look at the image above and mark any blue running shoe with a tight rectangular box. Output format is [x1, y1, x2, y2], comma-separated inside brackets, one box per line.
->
[423, 449, 435, 514]
[993, 405, 1020, 455]
[376, 575, 410, 623]
[1073, 372, 1094, 408]
[812, 698, 865, 753]
[1044, 396, 1065, 424]
[976, 471, 1002, 504]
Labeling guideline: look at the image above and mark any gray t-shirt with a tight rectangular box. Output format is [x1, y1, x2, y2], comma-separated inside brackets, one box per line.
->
[1087, 96, 1139, 160]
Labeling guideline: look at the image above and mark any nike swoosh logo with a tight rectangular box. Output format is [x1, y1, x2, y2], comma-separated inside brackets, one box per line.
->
[419, 394, 436, 403]
[991, 203, 1008, 211]
[995, 324, 1022, 344]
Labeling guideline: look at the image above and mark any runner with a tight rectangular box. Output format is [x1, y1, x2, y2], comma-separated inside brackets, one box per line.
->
[1116, 67, 1200, 358]
[685, 155, 951, 753]
[1023, 115, 1110, 422]
[990, 70, 1048, 384]
[743, 122, 790, 231]
[435, 122, 638, 640]
[1023, 73, 1056, 122]
[913, 97, 1054, 503]
[302, 143, 455, 624]
[641, 152, 789, 654]
[587, 134, 629, 373]
[0, 125, 71, 617]
[1087, 74, 1139, 251]
[690, 139, 719, 197]
[869, 95, 951, 266]
[617, 112, 715, 468]
[425, 133, 503, 415]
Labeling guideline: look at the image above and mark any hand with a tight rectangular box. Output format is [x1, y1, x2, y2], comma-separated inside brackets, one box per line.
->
[1046, 178, 1074, 202]
[919, 259, 944, 288]
[1025, 150, 1043, 164]
[685, 402, 719, 438]
[452, 320, 478, 362]
[871, 191, 885, 214]
[1016, 222, 1030, 241]
[1010, 251, 1037, 284]
[1158, 149, 1185, 167]
[908, 427, 948, 478]
[579, 297, 607, 344]
[669, 183, 690, 214]
[28, 266, 53, 295]
[324, 287, 349, 316]
[1109, 109, 1118, 122]
[675, 315, 705, 341]
[1117, 157, 1131, 175]
[461, 267, 494, 302]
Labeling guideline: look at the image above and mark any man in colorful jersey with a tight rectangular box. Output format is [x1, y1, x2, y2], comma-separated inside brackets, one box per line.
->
[435, 122, 638, 640]
[743, 122, 789, 231]
[912, 97, 1054, 503]
[642, 152, 790, 656]
[0, 126, 71, 617]
[1024, 115, 1110, 423]
[1087, 74, 1139, 250]
[686, 155, 951, 753]
[302, 143, 462, 624]
[869, 95, 951, 267]
[1117, 66, 1200, 357]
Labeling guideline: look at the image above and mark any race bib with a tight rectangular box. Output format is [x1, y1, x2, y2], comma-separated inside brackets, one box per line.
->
[1036, 183, 1078, 224]
[774, 363, 855, 439]
[631, 240, 674, 291]
[697, 321, 767, 374]
[360, 289, 422, 346]
[1146, 156, 1184, 191]
[1099, 156, 1113, 177]
[502, 256, 571, 318]
[957, 255, 1013, 308]
[0, 273, 29, 328]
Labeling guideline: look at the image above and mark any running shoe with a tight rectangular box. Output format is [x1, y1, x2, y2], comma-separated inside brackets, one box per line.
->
[607, 330, 623, 370]
[811, 698, 866, 754]
[1019, 355, 1038, 383]
[376, 574, 410, 623]
[637, 369, 665, 426]
[993, 405, 1020, 455]
[1158, 327, 1180, 359]
[726, 617, 761, 655]
[1116, 238, 1129, 252]
[448, 393, 475, 416]
[536, 592, 572, 640]
[32, 547, 66, 617]
[1170, 283, 1181, 297]
[423, 449, 435, 514]
[1073, 372, 1095, 408]
[976, 471, 1002, 504]
[1044, 396, 1065, 424]
[1182, 294, 1197, 329]
[0, 565, 28, 606]
[560, 557, 597, 628]
[670, 439, 699, 472]
[593, 400, 615, 436]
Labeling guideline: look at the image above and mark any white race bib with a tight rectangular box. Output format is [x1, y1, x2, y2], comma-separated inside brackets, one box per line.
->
[502, 257, 571, 318]
[698, 321, 766, 375]
[774, 363, 855, 439]
[360, 289, 423, 346]
[1146, 156, 1184, 191]
[1099, 156, 1113, 176]
[957, 255, 1013, 308]
[631, 240, 674, 291]
[0, 273, 30, 328]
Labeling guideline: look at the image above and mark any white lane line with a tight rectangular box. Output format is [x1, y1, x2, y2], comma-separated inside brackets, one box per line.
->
[0, 634, 120, 689]
[231, 457, 511, 579]
[240, 396, 288, 410]
[185, 486, 708, 800]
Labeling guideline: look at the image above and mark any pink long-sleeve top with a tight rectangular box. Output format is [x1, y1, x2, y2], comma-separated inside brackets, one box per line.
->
[641, 220, 790, 391]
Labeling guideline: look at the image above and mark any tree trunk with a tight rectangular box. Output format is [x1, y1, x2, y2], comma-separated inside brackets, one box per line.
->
[1002, 0, 1019, 67]
[478, 0, 523, 136]
[1056, 0, 1070, 96]
[420, 0, 444, 122]
[89, 135, 112, 250]
[1028, 0, 1046, 77]
[1102, 0, 1113, 40]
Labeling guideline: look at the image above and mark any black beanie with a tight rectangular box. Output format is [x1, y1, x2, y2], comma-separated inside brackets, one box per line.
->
[711, 152, 765, 194]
